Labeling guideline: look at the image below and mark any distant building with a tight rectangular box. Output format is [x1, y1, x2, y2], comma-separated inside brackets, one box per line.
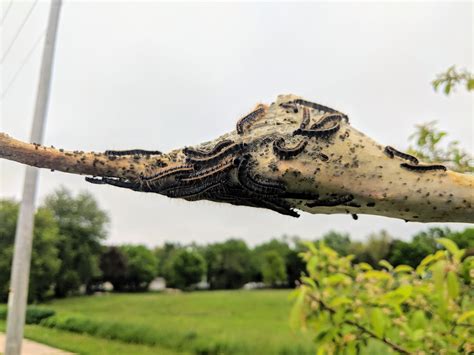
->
[148, 277, 166, 291]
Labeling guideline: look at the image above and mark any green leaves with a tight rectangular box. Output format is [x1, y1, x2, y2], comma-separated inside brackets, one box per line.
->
[293, 239, 473, 354]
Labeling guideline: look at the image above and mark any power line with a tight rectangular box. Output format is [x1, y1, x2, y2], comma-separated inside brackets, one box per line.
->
[1, 30, 46, 101]
[1, 0, 39, 64]
[0, 0, 14, 26]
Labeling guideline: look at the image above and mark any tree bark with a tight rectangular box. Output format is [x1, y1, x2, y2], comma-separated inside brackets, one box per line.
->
[1, 94, 472, 223]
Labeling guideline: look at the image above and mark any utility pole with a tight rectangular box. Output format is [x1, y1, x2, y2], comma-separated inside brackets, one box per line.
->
[5, 1, 62, 354]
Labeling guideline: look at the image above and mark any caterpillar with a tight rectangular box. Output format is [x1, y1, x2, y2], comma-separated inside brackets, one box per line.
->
[300, 107, 310, 129]
[400, 163, 447, 172]
[185, 143, 247, 165]
[273, 137, 307, 160]
[236, 105, 267, 135]
[306, 194, 354, 208]
[384, 146, 419, 165]
[293, 122, 341, 138]
[311, 113, 347, 130]
[141, 164, 194, 182]
[183, 140, 234, 159]
[85, 177, 141, 191]
[181, 158, 235, 182]
[161, 178, 225, 199]
[105, 149, 162, 156]
[280, 102, 299, 113]
[256, 198, 300, 218]
[236, 155, 286, 196]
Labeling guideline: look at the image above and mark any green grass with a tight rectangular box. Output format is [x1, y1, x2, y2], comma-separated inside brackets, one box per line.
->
[39, 290, 313, 354]
[0, 320, 182, 354]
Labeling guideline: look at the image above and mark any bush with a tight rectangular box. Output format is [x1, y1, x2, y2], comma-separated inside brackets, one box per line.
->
[0, 305, 55, 324]
[291, 239, 473, 354]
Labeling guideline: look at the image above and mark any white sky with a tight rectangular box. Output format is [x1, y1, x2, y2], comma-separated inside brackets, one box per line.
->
[1, 1, 473, 247]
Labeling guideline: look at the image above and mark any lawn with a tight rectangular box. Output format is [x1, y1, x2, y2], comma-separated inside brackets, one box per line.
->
[20, 290, 313, 354]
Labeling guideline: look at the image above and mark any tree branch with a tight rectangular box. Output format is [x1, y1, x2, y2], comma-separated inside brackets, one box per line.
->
[1, 94, 473, 222]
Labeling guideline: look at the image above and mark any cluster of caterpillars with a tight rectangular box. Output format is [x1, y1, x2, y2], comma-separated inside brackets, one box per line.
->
[86, 99, 359, 218]
[383, 146, 447, 172]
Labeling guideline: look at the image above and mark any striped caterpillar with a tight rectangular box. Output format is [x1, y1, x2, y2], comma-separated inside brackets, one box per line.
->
[400, 163, 447, 172]
[300, 107, 310, 129]
[141, 164, 194, 182]
[236, 105, 267, 135]
[85, 177, 141, 191]
[236, 155, 286, 196]
[293, 122, 341, 139]
[183, 140, 234, 159]
[181, 157, 235, 182]
[311, 112, 348, 130]
[306, 194, 354, 208]
[185, 143, 247, 165]
[161, 178, 225, 199]
[105, 149, 162, 156]
[384, 146, 419, 165]
[273, 137, 307, 160]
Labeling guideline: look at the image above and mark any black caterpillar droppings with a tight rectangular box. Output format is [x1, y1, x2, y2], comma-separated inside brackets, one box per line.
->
[384, 146, 419, 165]
[273, 137, 307, 160]
[400, 163, 447, 172]
[236, 105, 266, 135]
[183, 140, 234, 159]
[306, 194, 354, 208]
[105, 149, 162, 156]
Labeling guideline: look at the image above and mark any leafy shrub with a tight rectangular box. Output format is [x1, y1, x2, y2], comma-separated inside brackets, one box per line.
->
[0, 305, 55, 324]
[291, 239, 473, 354]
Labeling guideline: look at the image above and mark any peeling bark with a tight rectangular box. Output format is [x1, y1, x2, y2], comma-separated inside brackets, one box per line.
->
[1, 94, 472, 222]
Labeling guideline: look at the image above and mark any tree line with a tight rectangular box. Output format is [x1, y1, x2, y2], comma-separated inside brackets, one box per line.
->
[0, 187, 472, 302]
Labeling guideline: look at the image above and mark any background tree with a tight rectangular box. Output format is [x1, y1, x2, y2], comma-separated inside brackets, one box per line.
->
[44, 187, 109, 297]
[320, 231, 351, 256]
[204, 239, 252, 289]
[100, 246, 128, 291]
[0, 199, 61, 302]
[164, 249, 206, 289]
[261, 251, 287, 287]
[251, 238, 291, 284]
[349, 230, 393, 267]
[154, 242, 182, 277]
[120, 245, 157, 291]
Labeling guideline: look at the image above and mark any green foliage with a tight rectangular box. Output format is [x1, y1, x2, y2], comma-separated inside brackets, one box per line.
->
[292, 240, 474, 354]
[0, 199, 61, 302]
[261, 251, 287, 286]
[349, 230, 393, 267]
[203, 239, 253, 289]
[0, 305, 55, 324]
[119, 245, 157, 291]
[99, 246, 129, 291]
[408, 121, 473, 173]
[432, 66, 474, 95]
[164, 249, 207, 289]
[320, 231, 351, 256]
[44, 187, 109, 297]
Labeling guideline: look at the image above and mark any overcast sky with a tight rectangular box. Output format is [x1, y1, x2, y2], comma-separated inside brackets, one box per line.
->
[1, 1, 473, 247]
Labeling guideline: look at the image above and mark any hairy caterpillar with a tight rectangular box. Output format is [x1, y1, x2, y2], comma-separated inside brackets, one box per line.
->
[384, 146, 419, 165]
[85, 177, 140, 191]
[183, 140, 234, 159]
[141, 165, 194, 182]
[400, 163, 447, 172]
[105, 149, 162, 156]
[181, 158, 234, 182]
[311, 113, 347, 130]
[185, 143, 247, 165]
[273, 137, 307, 160]
[236, 104, 266, 135]
[162, 178, 224, 199]
[293, 122, 341, 138]
[300, 107, 310, 129]
[236, 155, 286, 195]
